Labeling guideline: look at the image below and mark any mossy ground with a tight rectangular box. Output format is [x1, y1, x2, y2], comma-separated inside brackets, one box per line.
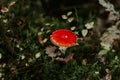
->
[0, 0, 120, 80]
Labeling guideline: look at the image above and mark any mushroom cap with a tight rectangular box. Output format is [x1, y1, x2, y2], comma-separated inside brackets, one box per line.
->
[50, 29, 77, 47]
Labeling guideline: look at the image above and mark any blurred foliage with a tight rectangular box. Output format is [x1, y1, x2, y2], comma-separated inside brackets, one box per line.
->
[0, 0, 120, 80]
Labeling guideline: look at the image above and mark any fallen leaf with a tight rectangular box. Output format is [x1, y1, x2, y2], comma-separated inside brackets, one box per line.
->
[107, 12, 119, 22]
[45, 46, 61, 58]
[8, 1, 16, 7]
[70, 26, 76, 31]
[67, 11, 72, 16]
[105, 74, 112, 80]
[10, 66, 18, 75]
[67, 17, 74, 22]
[1, 7, 9, 13]
[38, 35, 44, 46]
[3, 19, 8, 23]
[43, 38, 48, 43]
[82, 59, 87, 65]
[105, 69, 111, 74]
[16, 19, 25, 28]
[61, 15, 68, 19]
[35, 52, 41, 58]
[55, 53, 73, 63]
[81, 29, 88, 37]
[85, 22, 94, 29]
[98, 49, 108, 55]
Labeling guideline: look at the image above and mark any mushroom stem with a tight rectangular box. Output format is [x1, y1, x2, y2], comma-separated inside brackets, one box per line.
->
[59, 47, 67, 54]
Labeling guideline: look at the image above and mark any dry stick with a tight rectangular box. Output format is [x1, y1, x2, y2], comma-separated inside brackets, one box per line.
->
[0, 22, 16, 55]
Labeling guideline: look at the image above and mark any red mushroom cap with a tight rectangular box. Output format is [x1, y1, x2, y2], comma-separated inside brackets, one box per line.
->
[50, 29, 77, 47]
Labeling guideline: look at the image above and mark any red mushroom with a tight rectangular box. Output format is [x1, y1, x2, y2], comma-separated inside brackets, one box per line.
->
[50, 29, 77, 53]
